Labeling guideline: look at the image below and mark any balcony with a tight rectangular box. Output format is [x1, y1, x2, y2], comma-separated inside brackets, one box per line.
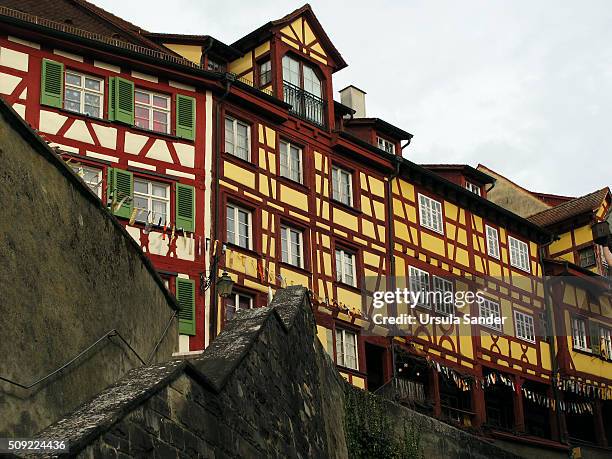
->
[283, 81, 326, 127]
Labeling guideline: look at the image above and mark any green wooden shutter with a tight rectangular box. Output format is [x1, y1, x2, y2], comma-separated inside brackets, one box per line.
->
[40, 59, 64, 108]
[108, 77, 116, 121]
[175, 183, 195, 232]
[107, 168, 133, 219]
[176, 94, 195, 140]
[177, 278, 196, 335]
[590, 321, 601, 356]
[114, 77, 134, 125]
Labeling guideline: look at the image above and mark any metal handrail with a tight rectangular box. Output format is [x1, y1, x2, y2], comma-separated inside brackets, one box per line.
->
[283, 80, 326, 127]
[0, 327, 163, 391]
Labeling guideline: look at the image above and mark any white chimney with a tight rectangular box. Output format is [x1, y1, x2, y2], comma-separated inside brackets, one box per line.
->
[339, 85, 366, 118]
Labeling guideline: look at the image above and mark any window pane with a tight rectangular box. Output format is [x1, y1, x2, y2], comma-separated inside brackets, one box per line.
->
[153, 95, 168, 108]
[84, 93, 100, 107]
[66, 73, 81, 86]
[135, 106, 149, 118]
[134, 180, 148, 194]
[135, 91, 149, 103]
[65, 88, 81, 102]
[85, 78, 100, 91]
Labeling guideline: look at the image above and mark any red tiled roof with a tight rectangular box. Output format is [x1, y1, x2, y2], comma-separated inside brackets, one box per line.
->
[527, 188, 610, 227]
[0, 0, 169, 53]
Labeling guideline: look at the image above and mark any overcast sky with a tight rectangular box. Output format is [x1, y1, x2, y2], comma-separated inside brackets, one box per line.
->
[95, 0, 611, 197]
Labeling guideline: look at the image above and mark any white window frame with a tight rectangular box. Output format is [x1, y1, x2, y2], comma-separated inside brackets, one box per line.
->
[479, 298, 502, 331]
[134, 88, 171, 134]
[335, 248, 357, 287]
[64, 70, 104, 118]
[572, 317, 588, 351]
[578, 246, 596, 268]
[224, 116, 251, 161]
[133, 178, 170, 224]
[508, 236, 530, 272]
[418, 193, 444, 235]
[225, 292, 254, 321]
[226, 203, 253, 250]
[331, 166, 353, 206]
[601, 328, 612, 360]
[433, 276, 454, 314]
[71, 164, 102, 198]
[280, 140, 303, 184]
[514, 311, 535, 343]
[409, 266, 430, 308]
[281, 225, 304, 269]
[335, 328, 358, 370]
[376, 136, 396, 154]
[486, 225, 500, 259]
[259, 59, 272, 86]
[465, 181, 481, 196]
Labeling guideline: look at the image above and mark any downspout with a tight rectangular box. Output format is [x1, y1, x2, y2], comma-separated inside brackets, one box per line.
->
[208, 73, 234, 343]
[386, 145, 406, 380]
[539, 235, 566, 443]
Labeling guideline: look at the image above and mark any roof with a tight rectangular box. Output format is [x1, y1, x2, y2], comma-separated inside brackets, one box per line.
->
[144, 32, 243, 60]
[345, 117, 413, 141]
[231, 4, 347, 71]
[0, 0, 170, 53]
[423, 164, 496, 185]
[530, 191, 575, 207]
[527, 188, 610, 227]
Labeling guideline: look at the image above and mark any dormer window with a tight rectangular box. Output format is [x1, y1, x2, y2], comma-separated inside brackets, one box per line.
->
[465, 181, 481, 196]
[376, 136, 395, 154]
[282, 55, 324, 127]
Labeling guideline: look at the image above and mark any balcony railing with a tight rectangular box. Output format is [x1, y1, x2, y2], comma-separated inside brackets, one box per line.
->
[283, 81, 326, 127]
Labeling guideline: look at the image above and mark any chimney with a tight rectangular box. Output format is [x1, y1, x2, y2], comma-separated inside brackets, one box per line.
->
[339, 85, 366, 118]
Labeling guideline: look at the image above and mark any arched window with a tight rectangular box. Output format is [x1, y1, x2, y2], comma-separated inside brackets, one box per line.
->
[282, 55, 324, 126]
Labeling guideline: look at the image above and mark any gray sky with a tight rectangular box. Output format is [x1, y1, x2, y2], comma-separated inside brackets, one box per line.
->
[95, 0, 611, 197]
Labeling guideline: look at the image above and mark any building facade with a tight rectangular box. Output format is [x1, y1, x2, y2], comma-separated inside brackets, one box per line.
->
[1, 1, 610, 454]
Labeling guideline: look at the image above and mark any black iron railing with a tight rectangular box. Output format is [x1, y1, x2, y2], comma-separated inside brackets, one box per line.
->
[283, 81, 326, 127]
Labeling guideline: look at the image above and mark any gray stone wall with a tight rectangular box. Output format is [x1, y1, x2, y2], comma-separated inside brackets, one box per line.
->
[32, 286, 527, 459]
[0, 101, 178, 437]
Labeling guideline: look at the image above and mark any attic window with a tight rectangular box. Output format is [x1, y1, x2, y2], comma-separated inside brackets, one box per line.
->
[207, 59, 225, 72]
[465, 181, 481, 196]
[376, 136, 395, 154]
[64, 19, 73, 25]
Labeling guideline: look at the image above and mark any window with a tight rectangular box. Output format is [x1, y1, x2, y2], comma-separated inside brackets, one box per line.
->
[207, 59, 225, 72]
[224, 116, 250, 161]
[376, 136, 395, 154]
[508, 236, 530, 272]
[64, 71, 103, 118]
[226, 203, 252, 249]
[409, 266, 430, 307]
[601, 328, 612, 360]
[281, 225, 304, 268]
[418, 194, 444, 234]
[259, 60, 272, 86]
[486, 225, 500, 259]
[465, 181, 481, 196]
[282, 55, 324, 126]
[479, 298, 502, 331]
[331, 166, 353, 206]
[134, 89, 170, 134]
[335, 328, 358, 370]
[514, 311, 535, 343]
[133, 178, 170, 224]
[572, 317, 588, 351]
[433, 276, 454, 314]
[225, 292, 253, 321]
[71, 164, 102, 198]
[335, 248, 357, 287]
[579, 246, 596, 268]
[279, 140, 303, 183]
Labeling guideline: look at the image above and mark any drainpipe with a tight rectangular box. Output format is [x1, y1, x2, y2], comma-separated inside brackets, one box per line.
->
[386, 148, 405, 380]
[539, 235, 566, 444]
[208, 73, 234, 343]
